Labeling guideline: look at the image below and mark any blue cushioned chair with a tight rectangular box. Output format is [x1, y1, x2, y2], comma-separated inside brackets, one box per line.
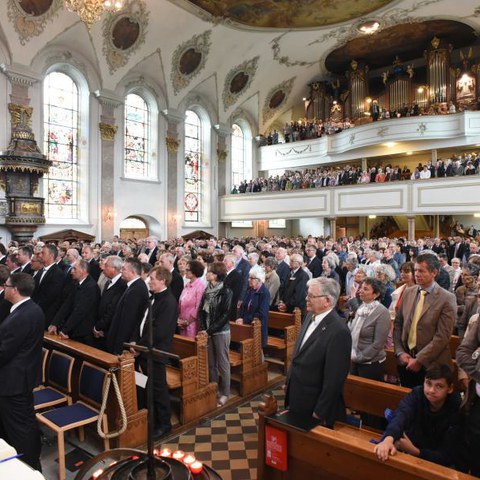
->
[36, 362, 110, 480]
[33, 350, 74, 411]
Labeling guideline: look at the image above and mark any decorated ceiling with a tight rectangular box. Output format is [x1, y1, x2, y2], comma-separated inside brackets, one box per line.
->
[181, 0, 396, 29]
[1, 0, 480, 133]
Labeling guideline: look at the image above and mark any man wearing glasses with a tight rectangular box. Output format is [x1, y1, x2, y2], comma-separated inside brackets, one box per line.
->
[285, 277, 351, 427]
[0, 273, 45, 471]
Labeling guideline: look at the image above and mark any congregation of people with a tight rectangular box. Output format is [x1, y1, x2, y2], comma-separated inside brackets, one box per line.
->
[231, 150, 480, 194]
[3, 231, 480, 475]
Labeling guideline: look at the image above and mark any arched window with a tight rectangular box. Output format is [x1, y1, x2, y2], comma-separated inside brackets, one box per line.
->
[124, 93, 150, 178]
[43, 71, 79, 219]
[184, 110, 202, 223]
[231, 123, 245, 188]
[231, 120, 252, 189]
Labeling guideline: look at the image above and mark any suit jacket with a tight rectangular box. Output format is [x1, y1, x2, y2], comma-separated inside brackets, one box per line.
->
[285, 309, 352, 426]
[107, 277, 149, 354]
[32, 263, 66, 328]
[280, 268, 309, 315]
[95, 278, 127, 333]
[52, 275, 100, 341]
[394, 283, 456, 368]
[88, 259, 101, 282]
[235, 258, 251, 300]
[147, 247, 159, 266]
[276, 261, 291, 290]
[306, 256, 322, 278]
[170, 269, 184, 302]
[20, 262, 33, 275]
[224, 269, 243, 320]
[0, 299, 45, 396]
[0, 290, 12, 324]
[133, 289, 178, 366]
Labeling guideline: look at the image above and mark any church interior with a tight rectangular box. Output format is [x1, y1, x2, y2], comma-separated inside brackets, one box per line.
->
[1, 0, 480, 479]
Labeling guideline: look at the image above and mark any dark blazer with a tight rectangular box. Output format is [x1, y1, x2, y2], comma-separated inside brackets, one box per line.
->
[147, 247, 159, 266]
[133, 289, 178, 365]
[235, 257, 251, 300]
[0, 299, 45, 395]
[285, 309, 352, 427]
[95, 278, 127, 333]
[107, 277, 149, 354]
[280, 267, 309, 315]
[306, 256, 322, 278]
[52, 275, 100, 342]
[87, 259, 101, 282]
[276, 261, 291, 290]
[170, 269, 184, 302]
[224, 269, 243, 320]
[32, 263, 65, 328]
[0, 290, 12, 324]
[20, 262, 33, 275]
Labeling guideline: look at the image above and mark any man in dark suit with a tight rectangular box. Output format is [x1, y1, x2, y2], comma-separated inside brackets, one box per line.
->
[17, 246, 33, 275]
[278, 253, 309, 316]
[132, 266, 178, 439]
[275, 247, 291, 291]
[82, 245, 101, 281]
[448, 236, 466, 263]
[107, 257, 149, 355]
[394, 253, 456, 388]
[48, 259, 100, 345]
[93, 256, 127, 350]
[223, 254, 242, 320]
[33, 244, 65, 329]
[285, 277, 351, 427]
[145, 236, 160, 266]
[0, 265, 12, 323]
[233, 245, 250, 304]
[158, 252, 184, 301]
[0, 273, 44, 470]
[305, 245, 322, 278]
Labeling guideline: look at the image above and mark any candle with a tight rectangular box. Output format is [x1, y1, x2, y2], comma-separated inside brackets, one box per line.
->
[159, 448, 172, 458]
[183, 454, 196, 468]
[190, 461, 203, 474]
[172, 450, 185, 461]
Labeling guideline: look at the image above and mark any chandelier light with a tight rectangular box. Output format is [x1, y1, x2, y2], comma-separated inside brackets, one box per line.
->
[64, 0, 126, 29]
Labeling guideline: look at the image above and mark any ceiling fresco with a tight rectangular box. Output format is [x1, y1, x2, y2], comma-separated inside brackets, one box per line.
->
[185, 0, 396, 29]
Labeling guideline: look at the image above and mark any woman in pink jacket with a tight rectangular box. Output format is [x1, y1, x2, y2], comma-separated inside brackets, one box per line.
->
[178, 260, 206, 338]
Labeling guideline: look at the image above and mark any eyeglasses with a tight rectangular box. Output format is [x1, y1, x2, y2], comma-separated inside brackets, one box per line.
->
[3, 284, 15, 288]
[306, 293, 328, 299]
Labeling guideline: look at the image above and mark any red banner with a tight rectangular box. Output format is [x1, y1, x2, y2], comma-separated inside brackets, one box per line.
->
[265, 425, 287, 471]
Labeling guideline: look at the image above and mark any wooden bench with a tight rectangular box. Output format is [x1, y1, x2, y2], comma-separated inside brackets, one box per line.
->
[43, 333, 146, 448]
[265, 308, 301, 374]
[257, 394, 476, 480]
[229, 320, 268, 396]
[166, 332, 217, 424]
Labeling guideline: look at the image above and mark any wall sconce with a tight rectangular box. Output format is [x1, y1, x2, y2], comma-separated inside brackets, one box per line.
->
[417, 85, 428, 94]
[103, 207, 116, 222]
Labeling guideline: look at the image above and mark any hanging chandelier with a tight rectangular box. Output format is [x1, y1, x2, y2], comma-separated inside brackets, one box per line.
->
[64, 0, 127, 29]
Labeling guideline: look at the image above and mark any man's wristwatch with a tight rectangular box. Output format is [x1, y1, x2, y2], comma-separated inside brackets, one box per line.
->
[472, 350, 480, 360]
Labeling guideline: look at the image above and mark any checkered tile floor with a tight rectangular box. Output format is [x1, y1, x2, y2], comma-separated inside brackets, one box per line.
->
[160, 386, 285, 480]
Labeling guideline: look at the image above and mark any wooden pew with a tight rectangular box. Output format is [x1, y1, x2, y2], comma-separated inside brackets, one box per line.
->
[43, 333, 146, 448]
[344, 374, 409, 418]
[229, 319, 268, 396]
[166, 332, 217, 424]
[450, 335, 460, 358]
[257, 395, 476, 480]
[265, 308, 301, 374]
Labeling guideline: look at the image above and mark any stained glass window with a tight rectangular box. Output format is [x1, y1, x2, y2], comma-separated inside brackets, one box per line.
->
[43, 72, 79, 219]
[231, 123, 245, 188]
[184, 110, 202, 223]
[124, 93, 149, 178]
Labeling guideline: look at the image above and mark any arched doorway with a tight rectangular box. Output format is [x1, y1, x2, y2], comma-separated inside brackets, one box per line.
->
[119, 216, 149, 240]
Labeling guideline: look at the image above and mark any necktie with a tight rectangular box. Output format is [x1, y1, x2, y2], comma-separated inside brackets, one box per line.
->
[408, 290, 426, 350]
[104, 279, 112, 291]
[38, 268, 46, 284]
